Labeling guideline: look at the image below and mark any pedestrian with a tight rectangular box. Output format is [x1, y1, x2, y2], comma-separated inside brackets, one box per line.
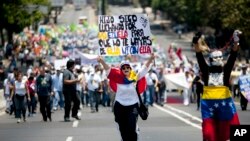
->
[3, 75, 14, 113]
[97, 53, 155, 141]
[36, 66, 53, 122]
[156, 67, 166, 106]
[10, 71, 29, 123]
[26, 73, 36, 117]
[192, 71, 204, 110]
[63, 59, 81, 122]
[87, 65, 102, 113]
[144, 69, 158, 106]
[193, 30, 240, 141]
[238, 64, 249, 111]
[52, 68, 64, 110]
[75, 65, 84, 109]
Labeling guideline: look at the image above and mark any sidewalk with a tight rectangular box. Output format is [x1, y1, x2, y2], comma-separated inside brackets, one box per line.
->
[0, 90, 5, 111]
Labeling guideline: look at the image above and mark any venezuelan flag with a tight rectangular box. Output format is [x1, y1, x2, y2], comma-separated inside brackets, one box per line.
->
[201, 86, 240, 141]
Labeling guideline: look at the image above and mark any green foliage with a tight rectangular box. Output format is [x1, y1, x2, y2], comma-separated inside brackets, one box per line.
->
[151, 0, 250, 41]
[0, 0, 50, 41]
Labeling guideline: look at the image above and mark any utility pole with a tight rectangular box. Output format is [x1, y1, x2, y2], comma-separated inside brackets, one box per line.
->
[102, 0, 105, 15]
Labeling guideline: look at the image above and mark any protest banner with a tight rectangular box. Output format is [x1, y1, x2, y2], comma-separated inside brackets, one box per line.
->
[98, 14, 152, 56]
[238, 75, 250, 102]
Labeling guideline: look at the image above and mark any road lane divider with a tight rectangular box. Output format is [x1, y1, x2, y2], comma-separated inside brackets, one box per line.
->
[154, 104, 202, 129]
[164, 105, 202, 123]
[66, 136, 73, 141]
[72, 121, 79, 128]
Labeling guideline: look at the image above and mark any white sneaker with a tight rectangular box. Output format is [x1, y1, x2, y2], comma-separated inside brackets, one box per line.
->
[17, 119, 21, 123]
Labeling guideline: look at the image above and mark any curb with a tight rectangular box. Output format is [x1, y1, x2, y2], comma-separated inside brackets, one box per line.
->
[0, 89, 5, 111]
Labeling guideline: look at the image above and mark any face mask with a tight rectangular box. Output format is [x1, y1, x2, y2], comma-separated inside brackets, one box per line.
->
[210, 51, 223, 66]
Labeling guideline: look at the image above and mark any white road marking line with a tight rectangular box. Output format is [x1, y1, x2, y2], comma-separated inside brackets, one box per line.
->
[66, 136, 73, 141]
[154, 104, 202, 129]
[72, 112, 81, 127]
[164, 105, 202, 123]
[72, 121, 79, 128]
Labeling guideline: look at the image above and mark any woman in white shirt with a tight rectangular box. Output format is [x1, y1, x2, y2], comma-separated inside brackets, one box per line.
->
[97, 53, 155, 141]
[10, 72, 30, 123]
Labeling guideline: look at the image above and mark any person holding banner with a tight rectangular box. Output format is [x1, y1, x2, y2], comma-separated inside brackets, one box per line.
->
[193, 30, 241, 141]
[97, 53, 155, 141]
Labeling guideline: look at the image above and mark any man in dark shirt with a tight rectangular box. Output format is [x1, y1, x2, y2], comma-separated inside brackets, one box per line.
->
[36, 66, 53, 122]
[63, 59, 81, 122]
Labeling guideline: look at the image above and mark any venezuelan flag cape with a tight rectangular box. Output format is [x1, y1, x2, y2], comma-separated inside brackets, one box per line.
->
[108, 68, 146, 94]
[201, 86, 240, 141]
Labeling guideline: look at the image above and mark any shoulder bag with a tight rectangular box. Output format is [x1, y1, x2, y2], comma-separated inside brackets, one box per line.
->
[136, 83, 149, 120]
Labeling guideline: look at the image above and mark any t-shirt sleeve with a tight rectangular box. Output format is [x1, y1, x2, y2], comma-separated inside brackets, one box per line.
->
[63, 70, 71, 81]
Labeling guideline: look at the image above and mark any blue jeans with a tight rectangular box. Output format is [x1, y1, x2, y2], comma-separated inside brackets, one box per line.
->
[89, 90, 99, 111]
[28, 95, 36, 114]
[53, 91, 64, 109]
[144, 85, 155, 106]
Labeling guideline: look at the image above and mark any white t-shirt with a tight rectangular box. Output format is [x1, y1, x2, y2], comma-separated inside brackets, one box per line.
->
[15, 80, 26, 96]
[87, 73, 102, 91]
[145, 72, 158, 86]
[4, 79, 11, 95]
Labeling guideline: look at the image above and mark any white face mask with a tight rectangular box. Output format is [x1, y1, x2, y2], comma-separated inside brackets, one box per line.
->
[210, 51, 223, 66]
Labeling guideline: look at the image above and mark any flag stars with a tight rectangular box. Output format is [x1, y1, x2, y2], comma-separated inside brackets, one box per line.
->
[209, 108, 214, 111]
[214, 103, 219, 108]
[221, 101, 226, 106]
[229, 102, 233, 107]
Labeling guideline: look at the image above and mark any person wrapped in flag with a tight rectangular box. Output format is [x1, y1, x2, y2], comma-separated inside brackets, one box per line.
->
[193, 30, 241, 141]
[97, 53, 155, 141]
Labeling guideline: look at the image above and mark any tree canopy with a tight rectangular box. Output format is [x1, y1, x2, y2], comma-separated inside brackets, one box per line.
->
[0, 0, 50, 43]
[151, 0, 250, 43]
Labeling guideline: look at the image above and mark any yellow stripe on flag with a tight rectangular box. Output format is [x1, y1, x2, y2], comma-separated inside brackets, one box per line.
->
[202, 86, 232, 99]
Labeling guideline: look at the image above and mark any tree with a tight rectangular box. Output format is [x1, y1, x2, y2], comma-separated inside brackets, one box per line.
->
[1, 0, 49, 43]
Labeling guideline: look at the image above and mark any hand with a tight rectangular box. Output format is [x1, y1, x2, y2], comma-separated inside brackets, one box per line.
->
[150, 53, 155, 60]
[192, 32, 202, 44]
[97, 56, 103, 63]
[233, 30, 241, 43]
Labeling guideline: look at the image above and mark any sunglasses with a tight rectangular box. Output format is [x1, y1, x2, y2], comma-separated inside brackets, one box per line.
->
[212, 56, 223, 59]
[121, 66, 131, 70]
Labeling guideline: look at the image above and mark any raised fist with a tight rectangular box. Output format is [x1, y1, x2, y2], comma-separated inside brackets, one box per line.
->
[233, 30, 242, 43]
[192, 32, 202, 44]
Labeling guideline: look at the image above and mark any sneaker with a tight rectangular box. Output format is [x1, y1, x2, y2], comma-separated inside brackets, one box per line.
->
[48, 117, 52, 122]
[23, 118, 26, 122]
[53, 107, 57, 111]
[17, 119, 21, 123]
[64, 117, 70, 122]
[72, 116, 81, 120]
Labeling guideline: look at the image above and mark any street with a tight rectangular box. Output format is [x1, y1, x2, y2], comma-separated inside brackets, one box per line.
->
[0, 96, 249, 141]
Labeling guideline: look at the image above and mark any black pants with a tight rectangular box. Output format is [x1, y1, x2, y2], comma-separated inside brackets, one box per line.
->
[114, 101, 139, 141]
[64, 90, 80, 118]
[240, 92, 248, 110]
[38, 95, 51, 121]
[14, 94, 27, 119]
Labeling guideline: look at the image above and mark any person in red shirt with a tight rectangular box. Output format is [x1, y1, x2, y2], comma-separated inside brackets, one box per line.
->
[26, 73, 36, 116]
